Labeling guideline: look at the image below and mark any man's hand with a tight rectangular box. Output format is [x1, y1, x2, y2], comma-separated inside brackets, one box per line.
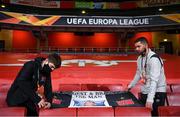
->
[125, 85, 131, 92]
[124, 87, 131, 92]
[38, 99, 46, 108]
[44, 102, 51, 109]
[145, 102, 153, 110]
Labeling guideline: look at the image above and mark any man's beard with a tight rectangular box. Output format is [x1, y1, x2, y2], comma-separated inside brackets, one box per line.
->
[140, 48, 147, 56]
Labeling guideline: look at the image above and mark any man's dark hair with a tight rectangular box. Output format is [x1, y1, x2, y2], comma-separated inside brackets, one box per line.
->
[134, 37, 148, 45]
[48, 53, 61, 68]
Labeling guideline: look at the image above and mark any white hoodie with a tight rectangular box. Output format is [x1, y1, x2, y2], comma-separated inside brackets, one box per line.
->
[128, 49, 166, 103]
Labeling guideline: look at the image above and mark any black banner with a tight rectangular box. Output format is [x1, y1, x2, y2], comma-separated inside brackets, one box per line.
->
[0, 11, 179, 28]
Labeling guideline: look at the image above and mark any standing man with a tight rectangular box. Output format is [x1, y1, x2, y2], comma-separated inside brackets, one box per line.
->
[6, 53, 61, 116]
[127, 37, 167, 116]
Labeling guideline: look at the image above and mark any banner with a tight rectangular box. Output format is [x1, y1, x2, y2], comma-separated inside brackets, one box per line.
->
[0, 11, 179, 28]
[75, 2, 93, 9]
[75, 2, 106, 9]
[106, 2, 120, 9]
[69, 91, 111, 107]
[10, 0, 60, 8]
[60, 1, 74, 9]
[4, 0, 179, 9]
[140, 0, 179, 7]
[93, 2, 106, 9]
[52, 91, 142, 108]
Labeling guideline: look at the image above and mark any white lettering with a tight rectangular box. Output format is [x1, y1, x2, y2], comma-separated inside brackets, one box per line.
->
[128, 19, 134, 25]
[67, 18, 72, 24]
[119, 18, 149, 25]
[68, 18, 149, 26]
[82, 19, 87, 24]
[67, 18, 87, 24]
[89, 18, 118, 25]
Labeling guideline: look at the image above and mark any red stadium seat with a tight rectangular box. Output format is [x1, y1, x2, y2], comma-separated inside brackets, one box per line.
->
[59, 84, 81, 91]
[0, 83, 11, 93]
[167, 93, 180, 106]
[0, 107, 26, 116]
[81, 84, 123, 91]
[39, 108, 76, 116]
[164, 84, 172, 105]
[0, 93, 8, 107]
[115, 107, 151, 116]
[166, 84, 172, 93]
[158, 106, 180, 117]
[77, 107, 114, 116]
[171, 84, 180, 92]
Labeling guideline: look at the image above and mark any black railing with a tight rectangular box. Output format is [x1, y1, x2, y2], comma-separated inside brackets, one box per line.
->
[0, 47, 165, 55]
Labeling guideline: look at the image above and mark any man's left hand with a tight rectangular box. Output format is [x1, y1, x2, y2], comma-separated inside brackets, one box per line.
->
[44, 102, 51, 109]
[145, 102, 153, 110]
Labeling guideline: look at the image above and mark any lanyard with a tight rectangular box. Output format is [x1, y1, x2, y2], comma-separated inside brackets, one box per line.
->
[141, 55, 148, 73]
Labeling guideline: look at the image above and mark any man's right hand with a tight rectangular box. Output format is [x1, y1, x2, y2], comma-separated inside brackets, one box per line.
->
[125, 85, 131, 92]
[38, 99, 46, 108]
[125, 87, 131, 92]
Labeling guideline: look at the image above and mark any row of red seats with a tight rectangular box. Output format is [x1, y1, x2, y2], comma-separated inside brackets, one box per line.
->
[38, 107, 152, 117]
[158, 106, 180, 117]
[1, 83, 180, 116]
[0, 97, 179, 117]
[168, 84, 180, 92]
[1, 83, 179, 95]
[18, 106, 180, 117]
[1, 106, 179, 116]
[58, 84, 124, 91]
[58, 83, 180, 92]
[1, 83, 180, 106]
[0, 107, 26, 116]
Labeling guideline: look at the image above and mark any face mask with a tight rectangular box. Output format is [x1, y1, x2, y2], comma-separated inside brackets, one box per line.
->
[42, 64, 52, 74]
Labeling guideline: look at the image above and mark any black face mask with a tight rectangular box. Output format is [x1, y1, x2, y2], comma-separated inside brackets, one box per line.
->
[42, 64, 52, 74]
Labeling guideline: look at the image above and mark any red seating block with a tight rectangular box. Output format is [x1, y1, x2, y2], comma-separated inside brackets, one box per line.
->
[81, 84, 123, 91]
[158, 106, 180, 116]
[39, 108, 76, 116]
[115, 107, 151, 116]
[0, 107, 26, 116]
[171, 84, 180, 93]
[0, 83, 11, 93]
[166, 84, 172, 93]
[77, 107, 114, 116]
[0, 93, 8, 107]
[59, 84, 81, 91]
[167, 93, 180, 106]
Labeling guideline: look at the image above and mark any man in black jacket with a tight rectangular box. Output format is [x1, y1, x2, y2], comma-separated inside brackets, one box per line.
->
[6, 53, 61, 116]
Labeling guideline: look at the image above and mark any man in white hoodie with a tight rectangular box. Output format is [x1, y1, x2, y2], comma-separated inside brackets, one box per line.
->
[127, 37, 167, 116]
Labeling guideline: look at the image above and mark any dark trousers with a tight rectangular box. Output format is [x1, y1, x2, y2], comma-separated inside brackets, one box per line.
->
[139, 92, 166, 116]
[19, 100, 39, 117]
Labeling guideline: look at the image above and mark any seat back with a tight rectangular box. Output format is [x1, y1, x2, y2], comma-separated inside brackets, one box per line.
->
[167, 93, 180, 106]
[171, 84, 180, 93]
[0, 93, 8, 107]
[59, 84, 81, 91]
[166, 84, 172, 93]
[81, 84, 123, 91]
[39, 108, 77, 116]
[0, 107, 26, 116]
[0, 83, 11, 93]
[158, 106, 180, 116]
[115, 107, 151, 116]
[77, 107, 114, 116]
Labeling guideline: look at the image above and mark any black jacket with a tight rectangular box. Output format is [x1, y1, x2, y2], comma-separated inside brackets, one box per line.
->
[6, 57, 53, 106]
